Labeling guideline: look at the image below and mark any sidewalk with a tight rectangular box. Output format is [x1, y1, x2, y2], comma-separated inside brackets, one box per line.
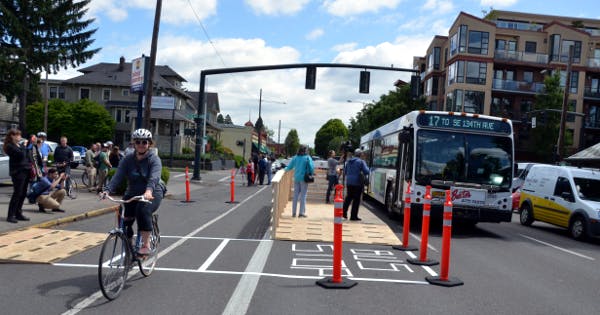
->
[0, 169, 232, 234]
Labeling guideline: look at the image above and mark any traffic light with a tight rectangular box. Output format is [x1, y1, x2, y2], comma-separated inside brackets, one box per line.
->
[359, 70, 370, 94]
[410, 75, 421, 98]
[305, 66, 316, 89]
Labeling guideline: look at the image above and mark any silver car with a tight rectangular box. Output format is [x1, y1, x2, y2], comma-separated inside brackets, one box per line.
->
[0, 142, 11, 183]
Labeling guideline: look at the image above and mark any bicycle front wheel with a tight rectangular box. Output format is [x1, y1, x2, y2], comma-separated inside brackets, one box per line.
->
[98, 232, 131, 300]
[139, 216, 160, 276]
[81, 171, 90, 187]
[67, 178, 78, 199]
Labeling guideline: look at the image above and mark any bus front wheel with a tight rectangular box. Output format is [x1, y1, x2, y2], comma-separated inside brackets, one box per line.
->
[384, 184, 397, 219]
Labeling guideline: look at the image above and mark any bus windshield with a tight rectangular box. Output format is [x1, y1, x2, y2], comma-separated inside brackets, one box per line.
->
[415, 129, 513, 191]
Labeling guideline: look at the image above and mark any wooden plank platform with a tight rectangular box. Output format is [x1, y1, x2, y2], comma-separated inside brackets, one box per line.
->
[274, 201, 401, 246]
[0, 228, 106, 264]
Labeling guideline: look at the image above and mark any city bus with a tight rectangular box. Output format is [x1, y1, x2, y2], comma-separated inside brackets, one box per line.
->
[360, 110, 514, 224]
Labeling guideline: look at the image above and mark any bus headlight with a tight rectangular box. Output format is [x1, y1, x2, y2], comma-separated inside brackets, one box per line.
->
[490, 174, 503, 185]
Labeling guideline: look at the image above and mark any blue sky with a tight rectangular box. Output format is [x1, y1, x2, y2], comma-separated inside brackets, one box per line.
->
[50, 0, 600, 146]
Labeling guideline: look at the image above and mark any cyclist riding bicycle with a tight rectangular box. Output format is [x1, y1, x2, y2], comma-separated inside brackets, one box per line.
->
[100, 128, 165, 255]
[53, 136, 74, 192]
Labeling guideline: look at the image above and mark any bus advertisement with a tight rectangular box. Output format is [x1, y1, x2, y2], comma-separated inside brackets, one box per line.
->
[360, 110, 514, 224]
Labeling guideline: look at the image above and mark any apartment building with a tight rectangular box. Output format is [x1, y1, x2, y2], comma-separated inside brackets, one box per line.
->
[415, 10, 600, 158]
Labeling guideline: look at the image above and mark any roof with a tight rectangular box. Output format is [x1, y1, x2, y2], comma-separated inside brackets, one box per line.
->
[129, 109, 194, 123]
[565, 142, 600, 168]
[188, 91, 220, 113]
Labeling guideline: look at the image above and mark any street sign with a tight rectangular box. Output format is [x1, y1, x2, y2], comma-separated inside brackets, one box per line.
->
[131, 56, 145, 92]
[531, 117, 536, 129]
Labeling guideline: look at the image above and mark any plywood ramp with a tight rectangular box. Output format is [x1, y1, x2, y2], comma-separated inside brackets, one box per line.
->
[0, 228, 106, 263]
[274, 202, 401, 246]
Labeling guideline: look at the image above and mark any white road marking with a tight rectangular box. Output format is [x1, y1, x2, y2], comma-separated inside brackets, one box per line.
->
[519, 233, 595, 261]
[222, 230, 273, 315]
[174, 173, 186, 178]
[218, 176, 230, 182]
[61, 186, 269, 315]
[198, 239, 230, 271]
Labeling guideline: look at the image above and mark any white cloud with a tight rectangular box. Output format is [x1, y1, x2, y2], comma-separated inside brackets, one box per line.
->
[245, 0, 311, 15]
[423, 0, 455, 14]
[480, 0, 519, 8]
[323, 0, 404, 17]
[306, 28, 325, 40]
[88, 0, 217, 24]
[332, 42, 358, 52]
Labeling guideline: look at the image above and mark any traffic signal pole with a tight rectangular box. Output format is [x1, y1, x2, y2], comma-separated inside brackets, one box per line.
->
[192, 63, 419, 180]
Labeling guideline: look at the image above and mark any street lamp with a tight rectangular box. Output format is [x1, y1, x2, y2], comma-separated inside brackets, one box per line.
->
[256, 89, 286, 156]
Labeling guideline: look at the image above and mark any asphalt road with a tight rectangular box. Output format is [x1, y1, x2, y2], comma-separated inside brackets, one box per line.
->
[1, 169, 600, 315]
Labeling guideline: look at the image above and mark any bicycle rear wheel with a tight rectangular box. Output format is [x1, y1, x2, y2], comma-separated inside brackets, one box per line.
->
[139, 215, 160, 276]
[98, 232, 131, 300]
[67, 178, 78, 199]
[81, 171, 90, 187]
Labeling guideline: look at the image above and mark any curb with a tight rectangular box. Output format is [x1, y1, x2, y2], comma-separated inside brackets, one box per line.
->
[30, 205, 120, 229]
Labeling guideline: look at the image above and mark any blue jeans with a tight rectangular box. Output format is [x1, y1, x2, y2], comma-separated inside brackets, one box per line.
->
[292, 181, 308, 216]
[326, 174, 339, 203]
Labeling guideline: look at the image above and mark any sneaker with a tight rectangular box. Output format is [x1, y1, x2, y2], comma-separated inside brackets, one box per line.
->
[292, 214, 297, 217]
[350, 217, 362, 221]
[6, 217, 18, 223]
[52, 209, 65, 213]
[38, 204, 47, 213]
[299, 214, 307, 218]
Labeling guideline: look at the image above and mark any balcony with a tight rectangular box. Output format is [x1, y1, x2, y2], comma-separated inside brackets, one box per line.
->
[588, 58, 600, 69]
[494, 50, 548, 64]
[492, 79, 545, 94]
[584, 86, 600, 99]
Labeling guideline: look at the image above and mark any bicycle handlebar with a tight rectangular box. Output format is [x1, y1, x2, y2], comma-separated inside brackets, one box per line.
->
[100, 194, 152, 204]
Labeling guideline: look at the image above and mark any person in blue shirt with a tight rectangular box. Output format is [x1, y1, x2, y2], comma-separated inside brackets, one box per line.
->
[343, 149, 370, 221]
[37, 132, 51, 171]
[284, 145, 314, 218]
[37, 168, 67, 213]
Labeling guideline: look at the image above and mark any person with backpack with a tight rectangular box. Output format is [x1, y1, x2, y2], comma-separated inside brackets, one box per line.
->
[284, 145, 314, 218]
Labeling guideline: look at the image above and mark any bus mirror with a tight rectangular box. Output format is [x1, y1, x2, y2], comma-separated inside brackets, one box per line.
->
[399, 127, 413, 143]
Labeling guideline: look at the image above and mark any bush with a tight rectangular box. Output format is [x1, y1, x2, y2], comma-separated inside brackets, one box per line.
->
[182, 147, 193, 154]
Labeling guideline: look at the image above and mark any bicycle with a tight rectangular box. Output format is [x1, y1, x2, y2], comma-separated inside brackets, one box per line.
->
[56, 162, 78, 199]
[97, 195, 160, 300]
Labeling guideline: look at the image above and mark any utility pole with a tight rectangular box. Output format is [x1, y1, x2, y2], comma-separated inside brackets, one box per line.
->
[557, 45, 573, 162]
[257, 89, 263, 155]
[44, 71, 48, 132]
[144, 0, 162, 130]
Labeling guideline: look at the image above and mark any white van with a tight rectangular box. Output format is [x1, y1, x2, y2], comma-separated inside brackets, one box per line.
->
[518, 165, 600, 240]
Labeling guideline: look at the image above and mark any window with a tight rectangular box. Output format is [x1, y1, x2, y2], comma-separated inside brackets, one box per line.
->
[102, 89, 111, 101]
[459, 25, 468, 53]
[49, 87, 57, 99]
[553, 177, 573, 199]
[496, 39, 516, 51]
[122, 89, 130, 96]
[125, 110, 130, 123]
[463, 90, 484, 113]
[116, 109, 122, 122]
[562, 40, 582, 63]
[450, 33, 458, 56]
[525, 41, 537, 53]
[523, 71, 533, 83]
[550, 34, 561, 61]
[448, 61, 487, 85]
[491, 97, 512, 117]
[432, 77, 439, 96]
[468, 31, 489, 55]
[80, 88, 90, 100]
[48, 86, 65, 99]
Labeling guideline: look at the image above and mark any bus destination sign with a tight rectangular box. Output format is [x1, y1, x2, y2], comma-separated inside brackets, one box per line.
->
[417, 113, 511, 134]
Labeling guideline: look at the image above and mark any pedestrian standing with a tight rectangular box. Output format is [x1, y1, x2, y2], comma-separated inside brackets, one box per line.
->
[96, 143, 112, 191]
[284, 145, 314, 218]
[266, 156, 274, 185]
[325, 150, 339, 203]
[342, 149, 370, 221]
[84, 143, 97, 191]
[258, 154, 267, 185]
[4, 129, 31, 223]
[246, 159, 255, 186]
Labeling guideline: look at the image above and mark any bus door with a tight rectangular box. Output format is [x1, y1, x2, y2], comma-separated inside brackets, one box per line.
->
[395, 126, 414, 210]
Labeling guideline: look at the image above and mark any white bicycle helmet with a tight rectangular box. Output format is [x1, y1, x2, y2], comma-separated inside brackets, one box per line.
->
[37, 131, 47, 138]
[132, 128, 152, 140]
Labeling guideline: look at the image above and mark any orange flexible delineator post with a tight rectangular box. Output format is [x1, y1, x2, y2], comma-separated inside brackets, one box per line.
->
[426, 190, 464, 287]
[316, 184, 357, 289]
[407, 185, 438, 266]
[226, 169, 239, 204]
[181, 166, 195, 203]
[393, 182, 418, 251]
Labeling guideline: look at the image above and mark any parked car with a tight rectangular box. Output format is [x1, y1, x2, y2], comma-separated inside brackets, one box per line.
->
[512, 162, 536, 192]
[0, 142, 10, 183]
[46, 140, 81, 169]
[519, 164, 600, 240]
[72, 146, 87, 165]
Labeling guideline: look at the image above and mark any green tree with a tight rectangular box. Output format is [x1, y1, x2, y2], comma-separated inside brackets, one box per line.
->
[224, 114, 233, 124]
[347, 84, 424, 147]
[532, 71, 563, 162]
[314, 119, 348, 158]
[284, 129, 300, 157]
[217, 113, 224, 123]
[1, 0, 100, 129]
[26, 98, 114, 144]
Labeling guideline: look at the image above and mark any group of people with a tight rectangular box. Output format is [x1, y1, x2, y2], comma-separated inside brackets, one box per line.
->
[83, 141, 123, 192]
[284, 146, 370, 221]
[4, 130, 72, 223]
[241, 153, 275, 186]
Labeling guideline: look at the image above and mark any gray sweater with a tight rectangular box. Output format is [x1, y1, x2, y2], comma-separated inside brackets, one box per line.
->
[106, 151, 162, 196]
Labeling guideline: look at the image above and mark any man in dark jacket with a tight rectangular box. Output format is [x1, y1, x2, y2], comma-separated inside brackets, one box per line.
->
[53, 136, 74, 192]
[342, 149, 370, 221]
